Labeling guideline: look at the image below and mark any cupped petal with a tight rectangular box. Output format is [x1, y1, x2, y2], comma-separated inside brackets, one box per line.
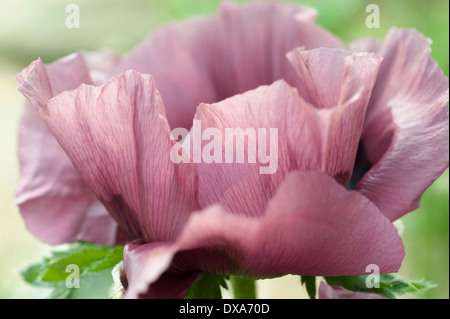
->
[286, 47, 382, 110]
[194, 48, 381, 216]
[117, 1, 344, 129]
[15, 53, 117, 245]
[123, 171, 404, 298]
[193, 80, 324, 217]
[18, 65, 199, 242]
[287, 47, 382, 185]
[318, 282, 389, 299]
[354, 29, 449, 220]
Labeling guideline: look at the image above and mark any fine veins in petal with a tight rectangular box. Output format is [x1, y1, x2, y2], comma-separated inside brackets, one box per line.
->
[18, 65, 199, 242]
[13, 1, 449, 300]
[287, 47, 382, 185]
[194, 48, 381, 216]
[117, 1, 345, 130]
[353, 29, 449, 220]
[123, 171, 404, 299]
[193, 80, 323, 217]
[15, 53, 117, 245]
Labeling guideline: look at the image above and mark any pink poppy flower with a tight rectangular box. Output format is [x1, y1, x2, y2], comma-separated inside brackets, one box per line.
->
[15, 2, 448, 298]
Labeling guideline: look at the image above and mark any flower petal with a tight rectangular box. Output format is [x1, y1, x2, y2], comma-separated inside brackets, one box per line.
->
[318, 282, 389, 299]
[193, 80, 324, 216]
[287, 47, 382, 185]
[355, 29, 449, 220]
[123, 171, 404, 298]
[286, 47, 381, 109]
[82, 49, 122, 85]
[117, 1, 344, 129]
[182, 171, 404, 277]
[18, 66, 199, 242]
[194, 47, 382, 215]
[123, 240, 199, 299]
[15, 53, 117, 245]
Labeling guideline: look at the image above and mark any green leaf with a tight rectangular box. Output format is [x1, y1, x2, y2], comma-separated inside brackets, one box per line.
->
[21, 241, 124, 299]
[324, 273, 436, 299]
[229, 276, 256, 299]
[301, 276, 316, 299]
[185, 273, 226, 299]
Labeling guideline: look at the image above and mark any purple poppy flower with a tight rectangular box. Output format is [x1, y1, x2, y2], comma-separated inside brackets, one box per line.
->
[15, 2, 448, 298]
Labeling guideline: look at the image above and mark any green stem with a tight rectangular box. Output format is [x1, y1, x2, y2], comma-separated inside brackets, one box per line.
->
[230, 276, 257, 299]
[185, 273, 224, 299]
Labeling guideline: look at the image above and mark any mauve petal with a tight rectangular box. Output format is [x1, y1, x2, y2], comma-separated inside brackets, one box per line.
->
[318, 282, 389, 299]
[355, 29, 449, 220]
[194, 48, 381, 215]
[82, 49, 122, 85]
[209, 1, 345, 99]
[117, 1, 344, 129]
[117, 17, 217, 131]
[287, 48, 382, 109]
[181, 171, 404, 277]
[16, 59, 53, 108]
[287, 47, 382, 185]
[15, 53, 117, 245]
[122, 171, 404, 298]
[193, 80, 324, 217]
[16, 53, 94, 102]
[123, 240, 199, 299]
[19, 65, 198, 242]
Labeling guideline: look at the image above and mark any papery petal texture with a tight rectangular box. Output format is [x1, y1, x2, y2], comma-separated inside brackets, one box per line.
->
[15, 53, 117, 245]
[123, 171, 404, 298]
[13, 0, 448, 300]
[194, 48, 381, 215]
[193, 80, 322, 217]
[117, 1, 344, 129]
[18, 65, 199, 242]
[352, 29, 449, 220]
[287, 47, 382, 185]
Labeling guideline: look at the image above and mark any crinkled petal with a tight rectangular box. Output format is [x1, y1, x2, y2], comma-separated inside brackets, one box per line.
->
[15, 53, 117, 245]
[194, 47, 381, 215]
[117, 1, 344, 129]
[193, 80, 324, 216]
[18, 64, 198, 242]
[123, 171, 404, 298]
[287, 47, 382, 185]
[318, 282, 389, 299]
[354, 29, 449, 220]
[286, 47, 381, 110]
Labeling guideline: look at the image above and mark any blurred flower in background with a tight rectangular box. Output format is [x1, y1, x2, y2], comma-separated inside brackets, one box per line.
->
[0, 0, 448, 299]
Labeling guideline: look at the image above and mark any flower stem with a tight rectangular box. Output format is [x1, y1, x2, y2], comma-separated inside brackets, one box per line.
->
[230, 276, 257, 299]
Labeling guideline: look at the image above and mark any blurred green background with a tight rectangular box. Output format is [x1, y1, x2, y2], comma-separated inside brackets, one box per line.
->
[0, 0, 448, 298]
